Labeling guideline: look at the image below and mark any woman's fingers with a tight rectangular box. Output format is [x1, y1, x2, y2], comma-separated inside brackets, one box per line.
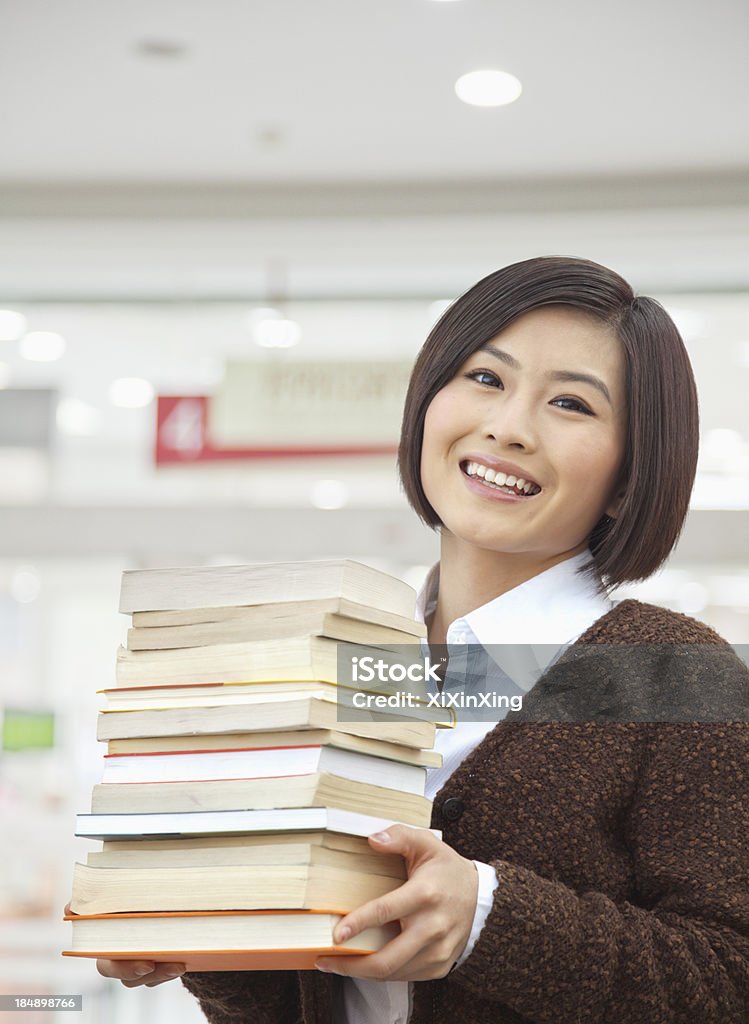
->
[96, 959, 185, 987]
[318, 920, 450, 981]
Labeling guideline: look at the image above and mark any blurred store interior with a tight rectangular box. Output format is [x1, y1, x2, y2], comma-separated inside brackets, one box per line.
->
[1, 0, 748, 1020]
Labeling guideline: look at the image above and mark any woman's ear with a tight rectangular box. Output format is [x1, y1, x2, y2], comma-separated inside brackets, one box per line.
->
[605, 485, 627, 521]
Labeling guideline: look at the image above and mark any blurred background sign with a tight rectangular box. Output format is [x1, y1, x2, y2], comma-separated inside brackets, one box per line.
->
[156, 392, 399, 463]
[211, 360, 412, 447]
[0, 708, 55, 752]
[156, 361, 411, 463]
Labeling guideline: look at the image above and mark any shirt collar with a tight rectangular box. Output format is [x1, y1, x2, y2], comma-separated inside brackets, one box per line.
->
[415, 550, 613, 684]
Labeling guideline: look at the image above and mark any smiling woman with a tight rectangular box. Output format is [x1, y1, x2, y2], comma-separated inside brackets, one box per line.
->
[417, 305, 628, 613]
[103, 258, 749, 1024]
[399, 257, 699, 595]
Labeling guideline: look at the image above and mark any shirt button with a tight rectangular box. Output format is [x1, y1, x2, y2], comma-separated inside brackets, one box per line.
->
[442, 797, 465, 822]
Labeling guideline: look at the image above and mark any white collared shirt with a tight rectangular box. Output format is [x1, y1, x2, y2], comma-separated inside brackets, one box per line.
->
[337, 550, 613, 1024]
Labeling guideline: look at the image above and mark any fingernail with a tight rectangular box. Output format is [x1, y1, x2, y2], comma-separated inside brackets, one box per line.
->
[370, 831, 391, 843]
[164, 968, 184, 978]
[316, 962, 333, 973]
[336, 926, 351, 942]
[134, 965, 154, 977]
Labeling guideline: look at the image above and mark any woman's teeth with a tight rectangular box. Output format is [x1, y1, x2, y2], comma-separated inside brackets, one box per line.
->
[463, 461, 541, 496]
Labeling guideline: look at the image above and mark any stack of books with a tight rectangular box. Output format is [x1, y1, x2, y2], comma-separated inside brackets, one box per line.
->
[64, 559, 441, 971]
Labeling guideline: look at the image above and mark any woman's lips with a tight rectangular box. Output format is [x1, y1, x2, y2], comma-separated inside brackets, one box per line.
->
[459, 463, 542, 503]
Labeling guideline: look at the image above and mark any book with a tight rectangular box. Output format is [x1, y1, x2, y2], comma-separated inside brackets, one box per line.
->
[98, 682, 443, 724]
[96, 695, 438, 749]
[119, 560, 417, 618]
[132, 596, 427, 635]
[100, 680, 368, 711]
[90, 774, 433, 826]
[63, 910, 400, 971]
[115, 634, 423, 688]
[105, 727, 443, 769]
[96, 831, 383, 857]
[74, 807, 442, 842]
[100, 744, 427, 793]
[127, 603, 425, 652]
[69, 860, 402, 915]
[86, 838, 407, 878]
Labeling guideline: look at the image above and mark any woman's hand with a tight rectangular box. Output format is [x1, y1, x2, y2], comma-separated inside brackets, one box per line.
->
[315, 825, 478, 982]
[64, 903, 185, 988]
[96, 959, 186, 987]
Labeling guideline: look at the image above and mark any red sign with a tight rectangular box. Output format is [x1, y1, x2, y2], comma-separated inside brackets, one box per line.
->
[155, 396, 398, 465]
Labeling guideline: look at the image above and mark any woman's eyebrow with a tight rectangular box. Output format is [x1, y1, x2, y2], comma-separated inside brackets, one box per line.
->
[477, 343, 612, 406]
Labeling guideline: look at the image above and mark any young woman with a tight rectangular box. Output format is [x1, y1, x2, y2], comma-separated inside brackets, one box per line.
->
[99, 257, 749, 1023]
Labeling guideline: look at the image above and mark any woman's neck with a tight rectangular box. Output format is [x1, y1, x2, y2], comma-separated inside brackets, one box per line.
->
[426, 534, 587, 646]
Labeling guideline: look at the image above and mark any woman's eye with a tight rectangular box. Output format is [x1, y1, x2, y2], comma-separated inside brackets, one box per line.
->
[464, 370, 593, 415]
[464, 369, 501, 387]
[552, 397, 593, 415]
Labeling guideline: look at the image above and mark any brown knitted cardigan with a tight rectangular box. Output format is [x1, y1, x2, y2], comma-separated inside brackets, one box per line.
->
[181, 599, 749, 1023]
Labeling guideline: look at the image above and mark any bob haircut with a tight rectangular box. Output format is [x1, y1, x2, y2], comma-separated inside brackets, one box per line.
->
[397, 256, 699, 591]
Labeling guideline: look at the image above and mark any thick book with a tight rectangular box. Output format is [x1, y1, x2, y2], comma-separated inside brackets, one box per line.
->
[86, 838, 407, 878]
[101, 680, 374, 711]
[132, 596, 427, 635]
[98, 682, 443, 727]
[105, 726, 442, 768]
[96, 695, 437, 749]
[96, 831, 386, 858]
[119, 559, 416, 618]
[127, 604, 425, 652]
[100, 744, 427, 794]
[115, 634, 423, 688]
[63, 909, 399, 971]
[90, 773, 433, 825]
[70, 860, 402, 915]
[75, 806, 442, 842]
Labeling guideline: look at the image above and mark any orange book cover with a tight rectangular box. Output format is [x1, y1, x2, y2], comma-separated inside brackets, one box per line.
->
[63, 909, 396, 972]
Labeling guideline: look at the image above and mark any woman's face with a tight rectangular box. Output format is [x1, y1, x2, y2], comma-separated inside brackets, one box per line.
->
[420, 306, 627, 565]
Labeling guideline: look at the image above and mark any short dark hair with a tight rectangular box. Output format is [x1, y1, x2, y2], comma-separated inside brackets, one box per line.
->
[397, 256, 699, 591]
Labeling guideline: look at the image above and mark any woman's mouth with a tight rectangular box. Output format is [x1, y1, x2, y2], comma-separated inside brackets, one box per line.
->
[460, 460, 542, 499]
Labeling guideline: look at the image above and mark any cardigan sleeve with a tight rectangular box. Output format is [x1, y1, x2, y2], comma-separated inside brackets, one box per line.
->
[180, 971, 302, 1024]
[449, 722, 749, 1024]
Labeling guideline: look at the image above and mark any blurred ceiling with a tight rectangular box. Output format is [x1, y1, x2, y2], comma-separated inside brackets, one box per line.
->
[1, 0, 748, 184]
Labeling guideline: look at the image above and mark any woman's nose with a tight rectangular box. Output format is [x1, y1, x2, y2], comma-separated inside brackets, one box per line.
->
[482, 393, 539, 450]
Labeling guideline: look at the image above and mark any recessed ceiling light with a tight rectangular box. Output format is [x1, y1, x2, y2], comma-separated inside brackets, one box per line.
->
[56, 397, 101, 437]
[0, 309, 27, 341]
[135, 39, 188, 59]
[455, 69, 522, 108]
[311, 479, 349, 510]
[109, 377, 155, 408]
[10, 566, 41, 604]
[19, 331, 66, 362]
[254, 318, 302, 349]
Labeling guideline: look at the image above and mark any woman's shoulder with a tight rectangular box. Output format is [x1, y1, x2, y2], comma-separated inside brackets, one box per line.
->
[578, 598, 731, 647]
[562, 599, 749, 722]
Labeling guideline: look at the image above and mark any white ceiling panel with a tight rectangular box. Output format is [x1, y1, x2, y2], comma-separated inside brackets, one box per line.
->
[1, 0, 748, 183]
